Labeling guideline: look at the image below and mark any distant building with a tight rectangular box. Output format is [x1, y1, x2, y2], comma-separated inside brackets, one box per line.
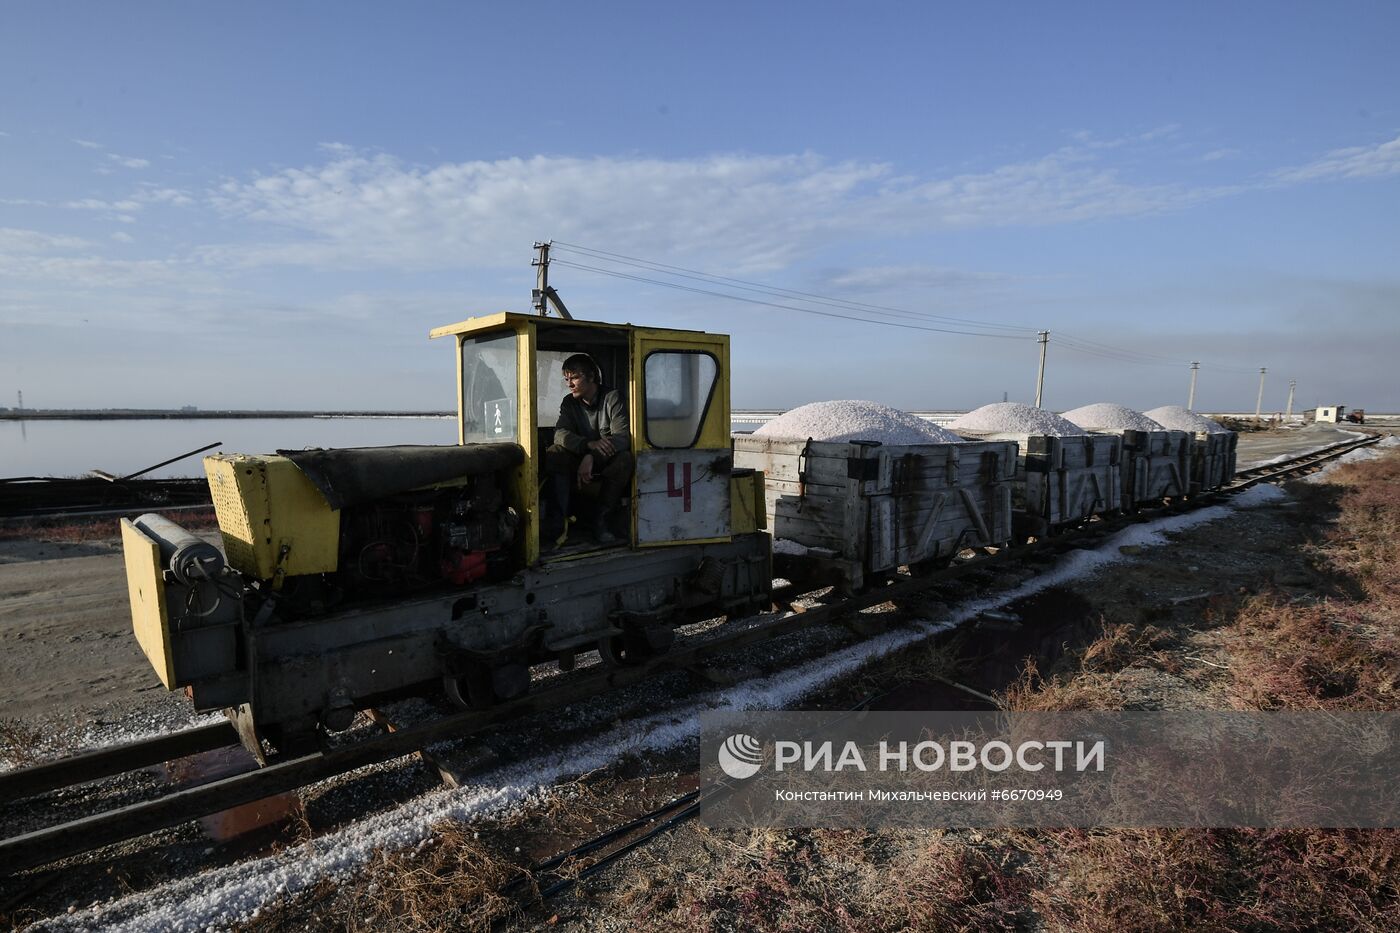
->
[181, 405, 199, 412]
[1311, 405, 1346, 424]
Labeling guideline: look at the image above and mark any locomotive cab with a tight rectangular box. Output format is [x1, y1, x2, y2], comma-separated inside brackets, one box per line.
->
[431, 313, 737, 564]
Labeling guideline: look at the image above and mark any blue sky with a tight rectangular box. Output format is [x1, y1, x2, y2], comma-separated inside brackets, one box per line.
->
[2, 1, 1398, 413]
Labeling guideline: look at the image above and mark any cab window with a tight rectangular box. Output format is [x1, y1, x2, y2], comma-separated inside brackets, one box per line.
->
[643, 351, 717, 448]
[461, 332, 518, 443]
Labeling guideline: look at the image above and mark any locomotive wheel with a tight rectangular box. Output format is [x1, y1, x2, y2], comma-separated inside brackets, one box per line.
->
[444, 661, 531, 710]
[598, 634, 648, 666]
[443, 669, 495, 710]
[598, 626, 674, 667]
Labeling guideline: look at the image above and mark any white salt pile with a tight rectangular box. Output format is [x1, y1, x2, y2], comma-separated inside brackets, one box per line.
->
[949, 402, 1084, 437]
[753, 400, 963, 445]
[1143, 405, 1230, 434]
[1061, 402, 1165, 433]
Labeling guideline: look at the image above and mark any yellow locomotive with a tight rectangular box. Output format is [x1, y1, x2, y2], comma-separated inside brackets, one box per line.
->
[122, 309, 773, 760]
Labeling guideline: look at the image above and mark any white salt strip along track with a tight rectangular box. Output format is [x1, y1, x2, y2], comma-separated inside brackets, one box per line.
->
[1060, 402, 1164, 433]
[35, 484, 1289, 932]
[948, 402, 1084, 437]
[752, 400, 963, 445]
[1143, 405, 1229, 434]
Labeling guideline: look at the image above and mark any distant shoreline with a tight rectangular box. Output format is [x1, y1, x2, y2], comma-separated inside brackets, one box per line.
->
[0, 410, 454, 421]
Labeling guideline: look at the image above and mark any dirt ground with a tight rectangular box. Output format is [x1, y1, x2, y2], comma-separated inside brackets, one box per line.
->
[0, 536, 153, 725]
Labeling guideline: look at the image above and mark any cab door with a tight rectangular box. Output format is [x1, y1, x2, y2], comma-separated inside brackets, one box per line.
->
[629, 330, 731, 545]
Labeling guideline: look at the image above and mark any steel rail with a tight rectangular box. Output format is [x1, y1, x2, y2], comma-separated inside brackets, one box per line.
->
[0, 435, 1381, 877]
[0, 722, 238, 805]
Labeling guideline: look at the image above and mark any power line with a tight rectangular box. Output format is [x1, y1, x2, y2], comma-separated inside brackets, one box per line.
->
[549, 241, 1267, 375]
[1054, 335, 1258, 374]
[549, 258, 1031, 339]
[551, 241, 1037, 335]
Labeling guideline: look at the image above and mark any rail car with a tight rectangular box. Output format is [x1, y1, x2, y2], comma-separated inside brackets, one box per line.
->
[121, 304, 1238, 764]
[122, 313, 773, 760]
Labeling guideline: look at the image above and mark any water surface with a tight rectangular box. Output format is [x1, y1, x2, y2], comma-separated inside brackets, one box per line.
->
[1, 417, 458, 479]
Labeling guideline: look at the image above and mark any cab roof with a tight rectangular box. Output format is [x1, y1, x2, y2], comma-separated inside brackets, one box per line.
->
[429, 312, 716, 341]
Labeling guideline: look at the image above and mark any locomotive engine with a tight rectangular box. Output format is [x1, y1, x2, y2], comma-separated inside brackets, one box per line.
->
[279, 457, 520, 614]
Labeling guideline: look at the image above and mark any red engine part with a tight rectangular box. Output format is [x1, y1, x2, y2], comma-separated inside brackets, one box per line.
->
[440, 549, 488, 585]
[411, 505, 435, 538]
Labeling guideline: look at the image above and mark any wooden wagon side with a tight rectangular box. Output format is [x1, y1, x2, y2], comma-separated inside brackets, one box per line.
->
[732, 436, 1017, 593]
[1117, 428, 1191, 509]
[1190, 431, 1238, 493]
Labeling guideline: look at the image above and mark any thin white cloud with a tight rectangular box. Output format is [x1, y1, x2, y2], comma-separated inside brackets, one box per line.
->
[106, 153, 151, 169]
[1068, 125, 1181, 150]
[134, 185, 194, 206]
[1201, 148, 1241, 162]
[72, 138, 103, 149]
[0, 228, 189, 299]
[206, 146, 1225, 273]
[0, 227, 91, 252]
[60, 187, 190, 214]
[1272, 133, 1400, 183]
[65, 198, 143, 211]
[0, 252, 185, 290]
[820, 264, 1014, 291]
[110, 231, 135, 243]
[892, 147, 1227, 228]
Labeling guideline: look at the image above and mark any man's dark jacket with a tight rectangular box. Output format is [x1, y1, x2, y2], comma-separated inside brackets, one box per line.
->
[554, 387, 630, 455]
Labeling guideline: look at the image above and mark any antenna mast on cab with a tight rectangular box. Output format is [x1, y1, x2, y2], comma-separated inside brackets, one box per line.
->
[532, 241, 573, 319]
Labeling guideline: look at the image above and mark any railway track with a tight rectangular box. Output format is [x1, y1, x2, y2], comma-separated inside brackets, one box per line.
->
[0, 433, 1380, 880]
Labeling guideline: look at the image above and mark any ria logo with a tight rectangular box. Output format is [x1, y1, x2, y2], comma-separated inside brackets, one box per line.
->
[718, 733, 764, 779]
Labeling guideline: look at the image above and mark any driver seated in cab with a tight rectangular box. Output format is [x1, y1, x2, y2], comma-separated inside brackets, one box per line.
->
[543, 353, 632, 547]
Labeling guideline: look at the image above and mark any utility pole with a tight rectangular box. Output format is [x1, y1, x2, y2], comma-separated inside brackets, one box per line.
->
[1034, 331, 1049, 409]
[1285, 380, 1296, 422]
[531, 241, 573, 319]
[1187, 362, 1199, 411]
[532, 242, 551, 316]
[15, 390, 21, 412]
[1254, 367, 1267, 423]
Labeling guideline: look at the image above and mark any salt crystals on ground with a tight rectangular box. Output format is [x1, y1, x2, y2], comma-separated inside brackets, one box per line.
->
[1061, 402, 1165, 433]
[1144, 405, 1230, 434]
[752, 400, 962, 445]
[949, 402, 1084, 437]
